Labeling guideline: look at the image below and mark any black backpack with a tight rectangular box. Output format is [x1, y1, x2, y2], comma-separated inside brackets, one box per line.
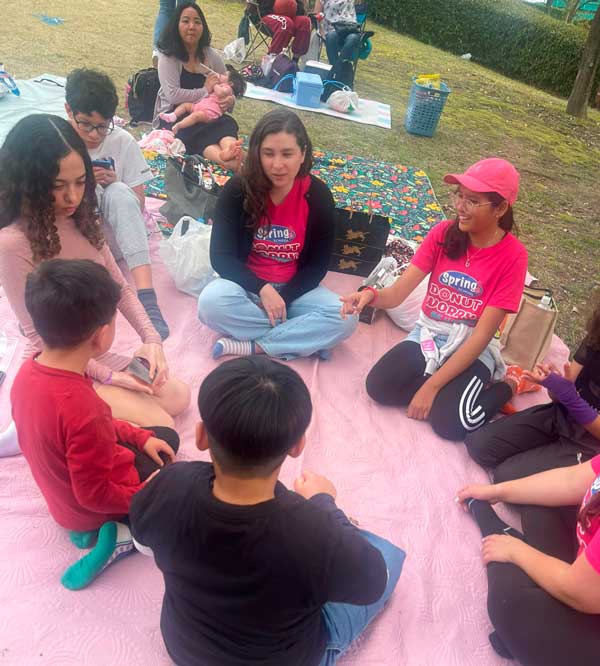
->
[321, 59, 355, 101]
[126, 67, 160, 125]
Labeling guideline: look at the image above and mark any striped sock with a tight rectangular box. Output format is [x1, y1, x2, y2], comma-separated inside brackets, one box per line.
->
[212, 338, 255, 359]
[61, 522, 135, 591]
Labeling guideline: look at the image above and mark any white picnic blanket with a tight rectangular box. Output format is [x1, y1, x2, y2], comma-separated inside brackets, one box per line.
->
[243, 82, 392, 129]
[0, 74, 67, 147]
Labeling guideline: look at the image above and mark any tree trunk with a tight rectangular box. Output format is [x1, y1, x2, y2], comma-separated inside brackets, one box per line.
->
[565, 0, 581, 23]
[567, 9, 600, 117]
[545, 0, 554, 11]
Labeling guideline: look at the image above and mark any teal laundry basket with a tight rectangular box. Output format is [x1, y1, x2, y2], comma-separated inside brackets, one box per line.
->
[404, 78, 451, 137]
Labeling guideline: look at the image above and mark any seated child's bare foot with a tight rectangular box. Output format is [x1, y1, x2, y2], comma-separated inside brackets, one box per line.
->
[172, 122, 181, 135]
[219, 138, 244, 163]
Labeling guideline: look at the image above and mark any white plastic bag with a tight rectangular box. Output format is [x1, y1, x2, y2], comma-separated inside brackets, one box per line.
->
[159, 216, 217, 297]
[299, 30, 321, 70]
[261, 53, 277, 77]
[223, 37, 246, 64]
[327, 89, 359, 113]
[386, 278, 428, 331]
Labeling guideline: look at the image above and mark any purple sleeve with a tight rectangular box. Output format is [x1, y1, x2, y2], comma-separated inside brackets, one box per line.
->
[540, 373, 598, 425]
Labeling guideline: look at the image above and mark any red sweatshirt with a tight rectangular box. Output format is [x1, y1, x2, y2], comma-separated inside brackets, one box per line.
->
[11, 358, 153, 531]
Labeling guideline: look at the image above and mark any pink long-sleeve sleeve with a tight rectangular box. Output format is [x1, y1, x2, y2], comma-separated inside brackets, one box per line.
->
[0, 220, 160, 384]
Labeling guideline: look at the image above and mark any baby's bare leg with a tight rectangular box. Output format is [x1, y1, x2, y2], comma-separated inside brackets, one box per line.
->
[173, 110, 210, 133]
[159, 102, 193, 124]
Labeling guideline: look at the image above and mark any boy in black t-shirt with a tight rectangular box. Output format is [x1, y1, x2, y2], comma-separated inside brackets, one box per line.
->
[130, 357, 405, 666]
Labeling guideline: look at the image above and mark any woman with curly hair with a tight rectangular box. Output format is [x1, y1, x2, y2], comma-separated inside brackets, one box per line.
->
[0, 114, 190, 457]
[197, 109, 357, 360]
[465, 295, 600, 483]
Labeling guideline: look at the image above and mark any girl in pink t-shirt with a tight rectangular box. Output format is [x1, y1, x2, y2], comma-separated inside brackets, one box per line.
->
[0, 114, 190, 457]
[341, 158, 530, 440]
[456, 456, 600, 664]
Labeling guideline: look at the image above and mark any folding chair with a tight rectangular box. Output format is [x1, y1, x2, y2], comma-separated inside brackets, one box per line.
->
[237, 1, 273, 62]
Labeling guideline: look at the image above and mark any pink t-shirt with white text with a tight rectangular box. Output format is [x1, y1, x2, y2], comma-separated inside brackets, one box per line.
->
[576, 455, 600, 574]
[246, 175, 310, 284]
[411, 220, 527, 326]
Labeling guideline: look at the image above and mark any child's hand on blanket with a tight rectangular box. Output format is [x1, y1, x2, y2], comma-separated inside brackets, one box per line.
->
[294, 471, 337, 500]
[455, 484, 503, 509]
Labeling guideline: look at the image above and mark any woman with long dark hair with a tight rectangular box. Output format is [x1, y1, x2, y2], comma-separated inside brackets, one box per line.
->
[0, 114, 190, 457]
[341, 158, 530, 440]
[456, 457, 600, 664]
[197, 109, 357, 360]
[466, 297, 600, 482]
[153, 2, 243, 170]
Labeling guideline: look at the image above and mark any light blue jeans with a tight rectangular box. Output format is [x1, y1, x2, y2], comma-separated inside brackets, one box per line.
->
[153, 0, 183, 48]
[197, 279, 358, 359]
[319, 530, 406, 665]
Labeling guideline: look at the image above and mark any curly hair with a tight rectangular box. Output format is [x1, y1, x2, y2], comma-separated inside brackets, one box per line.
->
[0, 114, 102, 262]
[157, 2, 212, 62]
[241, 109, 312, 230]
[65, 68, 119, 120]
[441, 191, 517, 260]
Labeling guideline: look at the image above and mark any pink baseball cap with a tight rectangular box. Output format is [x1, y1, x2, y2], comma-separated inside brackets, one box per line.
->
[443, 158, 520, 206]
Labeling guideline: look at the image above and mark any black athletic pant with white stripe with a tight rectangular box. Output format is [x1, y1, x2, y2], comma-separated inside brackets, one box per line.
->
[366, 340, 512, 440]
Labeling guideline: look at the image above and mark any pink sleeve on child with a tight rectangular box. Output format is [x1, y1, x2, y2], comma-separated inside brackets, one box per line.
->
[591, 455, 600, 476]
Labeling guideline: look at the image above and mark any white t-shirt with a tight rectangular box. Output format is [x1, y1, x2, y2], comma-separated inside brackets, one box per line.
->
[88, 127, 152, 189]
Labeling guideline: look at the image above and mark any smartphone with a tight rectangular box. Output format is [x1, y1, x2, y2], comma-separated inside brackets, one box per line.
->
[91, 157, 115, 170]
[126, 357, 155, 385]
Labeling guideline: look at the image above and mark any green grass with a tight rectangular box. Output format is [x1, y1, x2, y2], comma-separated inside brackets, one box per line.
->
[5, 0, 600, 348]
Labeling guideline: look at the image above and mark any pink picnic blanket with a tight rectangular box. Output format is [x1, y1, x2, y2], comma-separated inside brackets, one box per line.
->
[0, 206, 569, 666]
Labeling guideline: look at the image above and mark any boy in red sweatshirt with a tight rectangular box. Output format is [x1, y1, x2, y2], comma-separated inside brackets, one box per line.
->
[11, 258, 179, 589]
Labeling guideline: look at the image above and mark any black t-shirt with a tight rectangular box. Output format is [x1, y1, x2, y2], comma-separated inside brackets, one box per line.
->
[575, 341, 600, 410]
[129, 462, 387, 666]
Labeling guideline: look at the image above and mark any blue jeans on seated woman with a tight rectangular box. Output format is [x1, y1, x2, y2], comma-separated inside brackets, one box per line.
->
[319, 530, 406, 665]
[197, 278, 358, 360]
[325, 30, 361, 66]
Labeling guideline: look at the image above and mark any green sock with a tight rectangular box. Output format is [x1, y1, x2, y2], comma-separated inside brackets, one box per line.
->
[69, 529, 99, 549]
[61, 522, 135, 591]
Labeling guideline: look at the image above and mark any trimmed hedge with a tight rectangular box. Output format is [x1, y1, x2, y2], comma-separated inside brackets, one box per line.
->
[368, 0, 599, 99]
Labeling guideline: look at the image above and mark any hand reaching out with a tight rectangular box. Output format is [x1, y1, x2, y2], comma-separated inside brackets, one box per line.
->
[339, 289, 374, 319]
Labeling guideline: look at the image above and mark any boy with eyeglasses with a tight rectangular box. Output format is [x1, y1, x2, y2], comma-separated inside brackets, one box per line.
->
[65, 68, 169, 340]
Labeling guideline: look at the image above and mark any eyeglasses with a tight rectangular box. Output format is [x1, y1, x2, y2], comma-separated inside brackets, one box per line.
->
[74, 117, 114, 137]
[449, 191, 492, 214]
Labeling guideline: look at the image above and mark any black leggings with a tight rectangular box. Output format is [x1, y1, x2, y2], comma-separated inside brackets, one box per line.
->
[486, 505, 600, 666]
[465, 402, 600, 483]
[117, 426, 180, 482]
[366, 341, 512, 440]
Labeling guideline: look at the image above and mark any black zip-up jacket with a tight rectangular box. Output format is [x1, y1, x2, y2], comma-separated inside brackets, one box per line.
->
[209, 174, 336, 305]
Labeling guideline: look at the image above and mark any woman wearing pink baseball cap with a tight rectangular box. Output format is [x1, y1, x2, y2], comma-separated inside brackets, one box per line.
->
[341, 157, 533, 440]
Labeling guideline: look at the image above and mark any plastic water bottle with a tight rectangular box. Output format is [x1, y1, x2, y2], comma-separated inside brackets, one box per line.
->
[537, 295, 552, 310]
